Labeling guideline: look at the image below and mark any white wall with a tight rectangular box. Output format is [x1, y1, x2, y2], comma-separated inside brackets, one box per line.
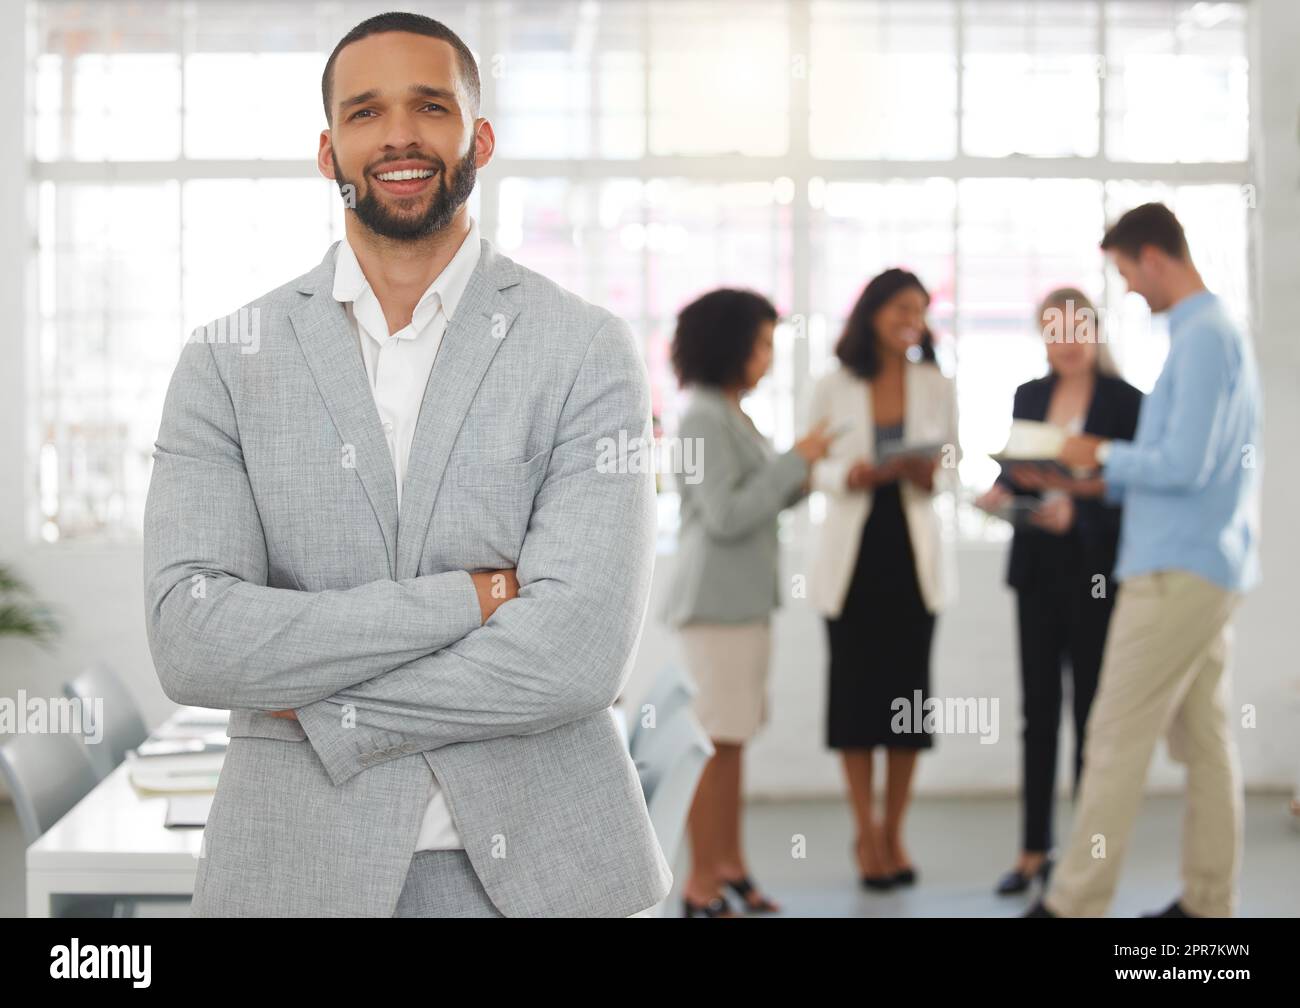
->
[2, 0, 1297, 802]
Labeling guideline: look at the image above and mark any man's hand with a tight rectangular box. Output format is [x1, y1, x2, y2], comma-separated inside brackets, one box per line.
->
[1059, 434, 1105, 469]
[266, 567, 519, 722]
[470, 568, 519, 624]
[1008, 465, 1107, 499]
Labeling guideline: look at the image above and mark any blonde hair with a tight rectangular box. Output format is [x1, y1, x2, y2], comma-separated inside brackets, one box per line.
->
[1036, 287, 1120, 377]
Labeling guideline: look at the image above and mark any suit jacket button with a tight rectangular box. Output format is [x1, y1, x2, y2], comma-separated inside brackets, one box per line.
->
[385, 745, 404, 757]
[400, 742, 418, 753]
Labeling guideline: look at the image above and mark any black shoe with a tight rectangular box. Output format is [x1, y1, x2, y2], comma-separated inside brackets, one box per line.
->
[860, 874, 896, 891]
[1141, 899, 1199, 918]
[996, 855, 1054, 896]
[682, 894, 736, 917]
[1023, 900, 1057, 917]
[721, 875, 779, 913]
[892, 866, 917, 886]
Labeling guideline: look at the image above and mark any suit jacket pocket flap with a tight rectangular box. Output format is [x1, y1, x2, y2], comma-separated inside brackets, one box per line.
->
[455, 450, 549, 487]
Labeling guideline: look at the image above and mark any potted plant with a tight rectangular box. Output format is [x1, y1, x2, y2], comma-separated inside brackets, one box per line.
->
[0, 564, 59, 647]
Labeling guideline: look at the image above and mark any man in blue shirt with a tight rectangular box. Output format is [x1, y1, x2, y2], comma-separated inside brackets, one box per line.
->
[1028, 203, 1262, 918]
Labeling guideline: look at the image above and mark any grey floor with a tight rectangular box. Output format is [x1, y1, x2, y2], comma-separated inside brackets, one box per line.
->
[664, 793, 1300, 918]
[2, 794, 1296, 917]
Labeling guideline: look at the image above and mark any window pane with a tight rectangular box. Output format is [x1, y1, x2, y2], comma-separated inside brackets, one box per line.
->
[1105, 1, 1248, 162]
[811, 178, 957, 354]
[810, 1, 957, 160]
[36, 1, 183, 161]
[492, 4, 645, 159]
[185, 53, 323, 159]
[37, 182, 182, 540]
[182, 179, 335, 334]
[649, 2, 788, 156]
[963, 1, 1101, 158]
[70, 53, 183, 161]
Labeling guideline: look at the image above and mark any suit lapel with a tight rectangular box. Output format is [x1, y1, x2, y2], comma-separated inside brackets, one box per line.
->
[290, 244, 400, 577]
[395, 240, 522, 580]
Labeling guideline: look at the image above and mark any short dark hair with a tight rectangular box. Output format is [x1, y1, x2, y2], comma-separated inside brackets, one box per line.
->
[1100, 202, 1189, 261]
[835, 268, 937, 380]
[322, 12, 481, 127]
[671, 289, 778, 389]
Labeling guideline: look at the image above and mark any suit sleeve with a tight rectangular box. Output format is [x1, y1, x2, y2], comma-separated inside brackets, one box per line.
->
[677, 407, 808, 542]
[994, 384, 1029, 492]
[807, 373, 853, 495]
[142, 337, 483, 711]
[294, 313, 660, 786]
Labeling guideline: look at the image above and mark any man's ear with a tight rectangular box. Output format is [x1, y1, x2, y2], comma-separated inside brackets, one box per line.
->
[1133, 244, 1156, 278]
[317, 131, 336, 181]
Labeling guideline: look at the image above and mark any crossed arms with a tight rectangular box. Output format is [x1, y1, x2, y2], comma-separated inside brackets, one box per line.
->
[143, 314, 656, 785]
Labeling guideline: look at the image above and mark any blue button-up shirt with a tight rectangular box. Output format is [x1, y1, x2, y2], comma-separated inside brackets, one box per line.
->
[1103, 290, 1262, 593]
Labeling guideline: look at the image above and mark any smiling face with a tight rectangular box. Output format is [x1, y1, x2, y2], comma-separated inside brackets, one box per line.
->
[872, 286, 928, 359]
[318, 32, 493, 241]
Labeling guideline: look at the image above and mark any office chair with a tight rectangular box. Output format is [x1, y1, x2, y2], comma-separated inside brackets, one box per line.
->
[627, 662, 697, 754]
[0, 728, 190, 917]
[62, 662, 149, 781]
[628, 705, 714, 918]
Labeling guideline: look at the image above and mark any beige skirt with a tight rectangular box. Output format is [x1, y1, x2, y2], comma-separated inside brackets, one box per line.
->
[677, 620, 772, 744]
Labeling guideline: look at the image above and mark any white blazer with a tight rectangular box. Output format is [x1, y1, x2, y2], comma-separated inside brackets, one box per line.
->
[805, 360, 960, 619]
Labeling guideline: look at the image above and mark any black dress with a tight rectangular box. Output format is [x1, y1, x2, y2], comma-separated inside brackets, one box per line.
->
[825, 422, 937, 750]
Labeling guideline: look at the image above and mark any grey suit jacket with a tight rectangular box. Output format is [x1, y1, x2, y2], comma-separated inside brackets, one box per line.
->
[142, 237, 672, 917]
[659, 385, 809, 628]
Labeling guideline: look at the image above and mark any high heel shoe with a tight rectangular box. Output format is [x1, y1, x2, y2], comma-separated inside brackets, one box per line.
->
[853, 837, 897, 891]
[682, 893, 736, 917]
[891, 866, 918, 886]
[995, 854, 1053, 896]
[721, 875, 779, 913]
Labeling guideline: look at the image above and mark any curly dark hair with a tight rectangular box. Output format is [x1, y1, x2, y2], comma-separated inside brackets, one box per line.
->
[670, 288, 778, 388]
[835, 268, 937, 380]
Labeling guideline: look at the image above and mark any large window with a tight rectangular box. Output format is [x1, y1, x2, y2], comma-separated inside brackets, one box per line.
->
[29, 0, 1251, 542]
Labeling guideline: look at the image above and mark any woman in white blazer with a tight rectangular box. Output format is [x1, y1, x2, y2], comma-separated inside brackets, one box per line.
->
[806, 268, 960, 891]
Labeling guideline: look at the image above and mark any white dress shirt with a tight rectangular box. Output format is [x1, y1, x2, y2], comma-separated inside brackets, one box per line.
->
[332, 217, 481, 851]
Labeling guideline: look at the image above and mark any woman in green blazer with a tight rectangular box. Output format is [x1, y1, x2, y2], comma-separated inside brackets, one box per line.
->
[660, 288, 832, 917]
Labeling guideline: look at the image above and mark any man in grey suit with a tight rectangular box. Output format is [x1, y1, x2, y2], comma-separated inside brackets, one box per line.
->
[142, 12, 670, 917]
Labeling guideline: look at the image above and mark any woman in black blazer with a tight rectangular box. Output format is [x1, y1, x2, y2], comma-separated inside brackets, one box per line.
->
[975, 287, 1142, 896]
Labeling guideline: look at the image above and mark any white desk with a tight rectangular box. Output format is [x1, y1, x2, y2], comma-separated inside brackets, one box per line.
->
[25, 710, 223, 918]
[27, 705, 638, 917]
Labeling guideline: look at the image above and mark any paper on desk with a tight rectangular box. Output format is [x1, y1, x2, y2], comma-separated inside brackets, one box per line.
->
[165, 793, 215, 828]
[126, 750, 224, 794]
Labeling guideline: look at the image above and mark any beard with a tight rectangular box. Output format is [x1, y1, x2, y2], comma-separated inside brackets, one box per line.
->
[333, 142, 477, 242]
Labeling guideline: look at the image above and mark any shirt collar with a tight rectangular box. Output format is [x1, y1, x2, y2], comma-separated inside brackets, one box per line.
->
[332, 216, 482, 339]
[1166, 289, 1217, 332]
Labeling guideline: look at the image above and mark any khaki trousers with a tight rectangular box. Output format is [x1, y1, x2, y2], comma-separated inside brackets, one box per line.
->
[1045, 570, 1242, 917]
